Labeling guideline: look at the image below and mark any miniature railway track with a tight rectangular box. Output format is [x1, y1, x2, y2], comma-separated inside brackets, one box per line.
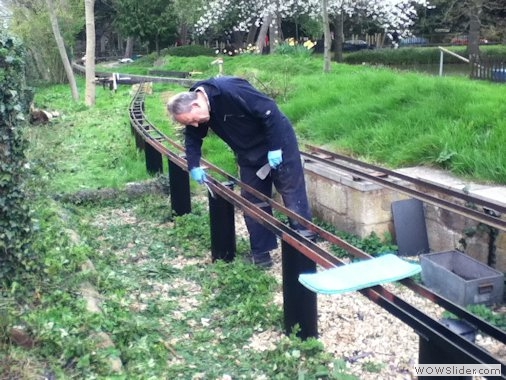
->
[128, 82, 505, 377]
[72, 63, 196, 87]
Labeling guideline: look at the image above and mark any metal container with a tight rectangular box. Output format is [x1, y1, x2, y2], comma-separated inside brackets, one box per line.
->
[420, 250, 504, 306]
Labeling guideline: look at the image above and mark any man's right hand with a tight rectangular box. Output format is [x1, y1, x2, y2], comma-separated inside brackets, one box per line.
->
[190, 167, 207, 184]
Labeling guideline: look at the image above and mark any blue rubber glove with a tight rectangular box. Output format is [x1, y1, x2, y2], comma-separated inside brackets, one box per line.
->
[267, 149, 283, 169]
[190, 167, 207, 184]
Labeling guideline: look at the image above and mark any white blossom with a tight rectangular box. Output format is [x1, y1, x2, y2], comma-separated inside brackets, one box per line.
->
[194, 0, 429, 41]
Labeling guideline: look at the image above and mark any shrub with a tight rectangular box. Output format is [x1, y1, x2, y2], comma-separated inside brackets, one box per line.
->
[275, 42, 316, 57]
[163, 45, 216, 57]
[344, 45, 506, 65]
[0, 31, 36, 280]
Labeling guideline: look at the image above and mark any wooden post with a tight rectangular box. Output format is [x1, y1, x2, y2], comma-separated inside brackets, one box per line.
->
[168, 158, 191, 216]
[281, 240, 318, 340]
[208, 181, 235, 262]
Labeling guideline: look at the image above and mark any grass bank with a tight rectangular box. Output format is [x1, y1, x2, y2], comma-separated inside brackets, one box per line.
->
[112, 52, 506, 184]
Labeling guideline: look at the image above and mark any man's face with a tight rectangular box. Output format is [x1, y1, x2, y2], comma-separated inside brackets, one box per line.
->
[174, 100, 210, 127]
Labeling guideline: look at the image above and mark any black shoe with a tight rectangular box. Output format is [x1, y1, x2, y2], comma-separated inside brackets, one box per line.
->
[244, 252, 273, 268]
[297, 229, 318, 242]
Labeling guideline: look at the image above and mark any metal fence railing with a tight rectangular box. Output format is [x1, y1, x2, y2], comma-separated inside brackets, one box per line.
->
[438, 46, 506, 84]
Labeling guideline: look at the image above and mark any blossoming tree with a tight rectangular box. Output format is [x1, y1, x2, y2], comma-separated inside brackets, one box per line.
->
[194, 0, 429, 67]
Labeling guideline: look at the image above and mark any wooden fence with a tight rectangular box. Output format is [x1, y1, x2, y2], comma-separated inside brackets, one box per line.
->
[349, 33, 385, 48]
[471, 57, 506, 83]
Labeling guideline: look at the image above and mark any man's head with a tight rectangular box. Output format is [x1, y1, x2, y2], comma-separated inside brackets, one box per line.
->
[167, 91, 210, 127]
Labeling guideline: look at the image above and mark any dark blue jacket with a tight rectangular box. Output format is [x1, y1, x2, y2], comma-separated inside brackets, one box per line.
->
[184, 76, 298, 169]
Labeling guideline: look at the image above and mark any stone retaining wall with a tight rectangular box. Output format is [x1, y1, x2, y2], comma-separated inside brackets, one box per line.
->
[304, 161, 506, 273]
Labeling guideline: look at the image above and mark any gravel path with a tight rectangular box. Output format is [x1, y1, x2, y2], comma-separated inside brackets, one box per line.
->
[268, 247, 421, 379]
[231, 207, 506, 379]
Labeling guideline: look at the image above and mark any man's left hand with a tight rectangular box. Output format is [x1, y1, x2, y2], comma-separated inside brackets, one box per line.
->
[268, 149, 283, 169]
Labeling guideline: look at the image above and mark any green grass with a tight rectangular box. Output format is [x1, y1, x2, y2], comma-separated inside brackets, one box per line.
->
[26, 79, 151, 195]
[134, 53, 506, 184]
[281, 64, 505, 183]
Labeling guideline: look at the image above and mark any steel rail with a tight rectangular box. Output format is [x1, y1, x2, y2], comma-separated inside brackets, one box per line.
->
[72, 62, 197, 87]
[303, 145, 506, 231]
[129, 90, 188, 171]
[128, 83, 506, 345]
[305, 144, 506, 214]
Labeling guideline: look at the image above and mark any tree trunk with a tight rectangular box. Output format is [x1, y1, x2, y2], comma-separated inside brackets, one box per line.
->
[179, 22, 188, 45]
[117, 34, 123, 52]
[322, 0, 331, 72]
[100, 34, 108, 56]
[232, 30, 245, 49]
[468, 0, 483, 61]
[46, 0, 79, 100]
[256, 14, 272, 54]
[124, 36, 134, 58]
[269, 15, 282, 53]
[84, 0, 96, 106]
[294, 16, 299, 41]
[332, 13, 344, 62]
[246, 24, 258, 45]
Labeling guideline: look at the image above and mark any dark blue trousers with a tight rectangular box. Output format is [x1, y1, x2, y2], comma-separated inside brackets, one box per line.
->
[240, 143, 312, 256]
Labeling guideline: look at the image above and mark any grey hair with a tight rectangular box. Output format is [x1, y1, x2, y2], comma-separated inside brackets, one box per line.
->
[166, 92, 198, 116]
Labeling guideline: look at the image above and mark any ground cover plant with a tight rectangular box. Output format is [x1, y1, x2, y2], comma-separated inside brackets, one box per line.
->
[2, 51, 505, 379]
[2, 191, 354, 379]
